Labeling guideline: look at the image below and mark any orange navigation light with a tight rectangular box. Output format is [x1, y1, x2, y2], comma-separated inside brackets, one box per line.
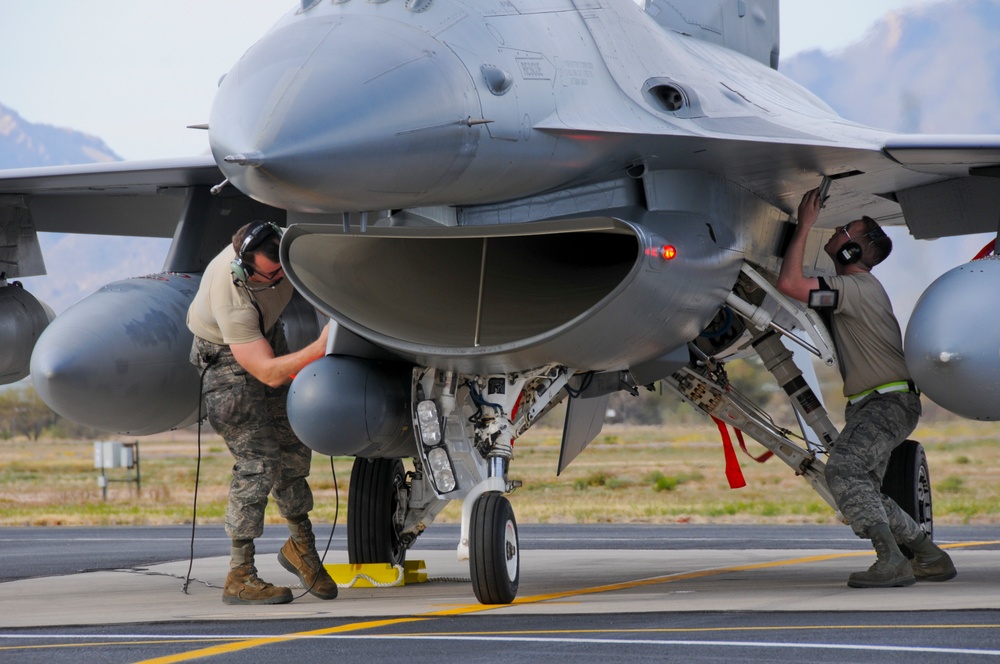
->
[660, 244, 677, 260]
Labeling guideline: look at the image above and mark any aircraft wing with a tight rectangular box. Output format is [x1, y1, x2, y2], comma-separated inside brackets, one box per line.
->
[0, 156, 222, 238]
[524, 0, 1000, 239]
[885, 135, 1000, 239]
[4, 135, 998, 244]
[532, 122, 1000, 240]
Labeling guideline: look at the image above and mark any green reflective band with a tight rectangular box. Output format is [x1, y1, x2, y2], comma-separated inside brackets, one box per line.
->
[847, 380, 912, 404]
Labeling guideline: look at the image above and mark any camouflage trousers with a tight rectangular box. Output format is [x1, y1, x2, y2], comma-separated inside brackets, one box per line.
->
[191, 325, 313, 541]
[825, 391, 923, 541]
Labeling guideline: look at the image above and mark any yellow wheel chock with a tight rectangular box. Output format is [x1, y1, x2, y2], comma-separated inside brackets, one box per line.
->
[324, 560, 426, 588]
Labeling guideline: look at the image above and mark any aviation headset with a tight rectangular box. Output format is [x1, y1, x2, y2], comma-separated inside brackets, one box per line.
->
[230, 221, 285, 285]
[836, 217, 888, 266]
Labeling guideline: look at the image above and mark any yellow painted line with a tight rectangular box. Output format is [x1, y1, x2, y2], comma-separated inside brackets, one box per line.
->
[134, 618, 428, 664]
[423, 550, 876, 616]
[133, 539, 1000, 663]
[941, 540, 1000, 549]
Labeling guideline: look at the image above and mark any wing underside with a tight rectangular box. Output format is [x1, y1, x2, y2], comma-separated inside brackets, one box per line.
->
[534, 123, 1000, 238]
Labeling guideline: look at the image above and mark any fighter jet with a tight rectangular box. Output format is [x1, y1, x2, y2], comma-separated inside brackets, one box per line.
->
[1, 0, 998, 604]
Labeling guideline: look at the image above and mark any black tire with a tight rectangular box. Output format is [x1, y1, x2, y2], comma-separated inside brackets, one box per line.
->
[881, 439, 933, 551]
[347, 457, 408, 566]
[469, 491, 519, 605]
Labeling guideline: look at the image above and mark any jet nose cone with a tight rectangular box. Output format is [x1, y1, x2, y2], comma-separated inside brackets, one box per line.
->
[210, 15, 480, 212]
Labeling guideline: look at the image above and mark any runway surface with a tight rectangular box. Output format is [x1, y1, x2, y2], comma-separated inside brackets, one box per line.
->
[2, 524, 999, 662]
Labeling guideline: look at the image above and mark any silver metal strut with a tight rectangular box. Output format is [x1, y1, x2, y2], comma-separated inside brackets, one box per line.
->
[664, 360, 844, 521]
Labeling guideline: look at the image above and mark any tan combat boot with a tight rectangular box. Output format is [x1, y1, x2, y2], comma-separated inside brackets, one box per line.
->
[278, 517, 339, 600]
[848, 523, 916, 588]
[223, 541, 293, 605]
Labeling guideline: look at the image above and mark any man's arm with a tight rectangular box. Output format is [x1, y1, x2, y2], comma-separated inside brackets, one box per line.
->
[230, 323, 330, 388]
[776, 187, 822, 303]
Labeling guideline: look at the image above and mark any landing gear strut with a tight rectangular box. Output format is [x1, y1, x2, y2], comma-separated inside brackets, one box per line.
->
[409, 366, 566, 604]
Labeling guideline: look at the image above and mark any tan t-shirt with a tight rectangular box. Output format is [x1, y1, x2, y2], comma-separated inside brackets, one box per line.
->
[825, 272, 910, 397]
[186, 246, 293, 345]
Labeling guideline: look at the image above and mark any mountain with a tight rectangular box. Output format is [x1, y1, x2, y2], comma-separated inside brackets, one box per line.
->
[780, 0, 1000, 136]
[0, 104, 170, 314]
[3, 0, 999, 322]
[0, 103, 121, 168]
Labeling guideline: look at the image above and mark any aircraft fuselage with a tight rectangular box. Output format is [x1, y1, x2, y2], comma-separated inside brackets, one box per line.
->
[210, 0, 872, 215]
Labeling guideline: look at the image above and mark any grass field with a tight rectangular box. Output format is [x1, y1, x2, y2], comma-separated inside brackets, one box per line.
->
[2, 416, 998, 528]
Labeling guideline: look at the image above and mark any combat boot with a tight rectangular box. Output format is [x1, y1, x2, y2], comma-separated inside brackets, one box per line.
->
[278, 517, 339, 600]
[907, 532, 957, 582]
[223, 541, 293, 605]
[848, 523, 916, 588]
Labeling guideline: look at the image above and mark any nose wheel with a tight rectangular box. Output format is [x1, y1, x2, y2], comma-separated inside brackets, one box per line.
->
[469, 491, 519, 604]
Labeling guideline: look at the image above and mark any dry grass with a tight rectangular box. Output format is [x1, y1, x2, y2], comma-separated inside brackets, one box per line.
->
[2, 416, 999, 528]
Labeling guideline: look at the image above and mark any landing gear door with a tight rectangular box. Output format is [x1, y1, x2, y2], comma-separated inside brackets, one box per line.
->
[557, 392, 610, 475]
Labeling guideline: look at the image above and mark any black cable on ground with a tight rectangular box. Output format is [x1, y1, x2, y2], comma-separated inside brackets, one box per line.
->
[182, 360, 212, 595]
[291, 456, 339, 600]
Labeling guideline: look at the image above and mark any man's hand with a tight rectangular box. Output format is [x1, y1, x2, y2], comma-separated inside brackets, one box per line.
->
[777, 186, 824, 303]
[797, 187, 822, 230]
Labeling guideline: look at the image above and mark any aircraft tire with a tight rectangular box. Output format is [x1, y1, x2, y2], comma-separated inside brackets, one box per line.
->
[881, 439, 932, 557]
[469, 491, 519, 605]
[347, 457, 408, 566]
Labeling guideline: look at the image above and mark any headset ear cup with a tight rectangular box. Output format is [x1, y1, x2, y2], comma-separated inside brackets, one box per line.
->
[232, 221, 281, 285]
[837, 241, 862, 265]
[230, 257, 251, 284]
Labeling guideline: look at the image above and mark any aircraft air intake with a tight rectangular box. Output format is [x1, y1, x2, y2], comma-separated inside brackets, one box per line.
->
[281, 215, 736, 375]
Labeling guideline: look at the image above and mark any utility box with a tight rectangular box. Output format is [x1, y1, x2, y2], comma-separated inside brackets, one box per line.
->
[94, 441, 136, 469]
[93, 440, 141, 499]
[95, 441, 121, 468]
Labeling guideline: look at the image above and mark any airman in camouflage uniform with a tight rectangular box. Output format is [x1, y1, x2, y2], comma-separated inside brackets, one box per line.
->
[826, 391, 923, 544]
[778, 188, 956, 588]
[193, 326, 313, 540]
[187, 220, 338, 605]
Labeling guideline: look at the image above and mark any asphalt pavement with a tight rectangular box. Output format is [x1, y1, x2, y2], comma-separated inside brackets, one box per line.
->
[2, 524, 999, 662]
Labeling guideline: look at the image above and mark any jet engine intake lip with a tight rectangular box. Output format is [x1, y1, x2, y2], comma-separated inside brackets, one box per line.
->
[280, 217, 643, 361]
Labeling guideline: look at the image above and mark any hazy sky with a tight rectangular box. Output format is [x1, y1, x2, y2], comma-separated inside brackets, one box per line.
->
[3, 1, 934, 161]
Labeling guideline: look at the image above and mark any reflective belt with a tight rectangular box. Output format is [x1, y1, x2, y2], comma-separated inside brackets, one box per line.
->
[847, 380, 917, 405]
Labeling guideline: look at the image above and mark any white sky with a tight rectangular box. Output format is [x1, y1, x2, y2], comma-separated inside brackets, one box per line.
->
[3, 0, 935, 161]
